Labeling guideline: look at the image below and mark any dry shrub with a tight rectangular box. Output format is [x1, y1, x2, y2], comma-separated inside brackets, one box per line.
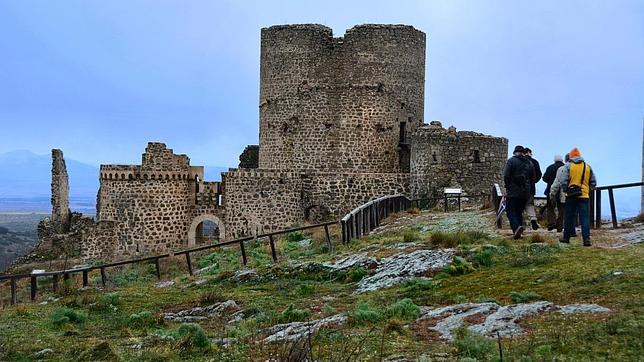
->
[529, 234, 546, 244]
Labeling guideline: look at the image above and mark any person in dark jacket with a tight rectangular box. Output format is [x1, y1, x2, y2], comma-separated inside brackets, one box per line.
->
[503, 145, 535, 239]
[524, 148, 542, 230]
[543, 154, 565, 231]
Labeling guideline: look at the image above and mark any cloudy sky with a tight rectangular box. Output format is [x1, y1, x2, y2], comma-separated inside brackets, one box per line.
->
[1, 0, 642, 213]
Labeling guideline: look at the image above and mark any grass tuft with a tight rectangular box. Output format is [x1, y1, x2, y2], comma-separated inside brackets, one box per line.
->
[51, 307, 86, 327]
[280, 304, 309, 323]
[386, 298, 421, 320]
[509, 291, 541, 303]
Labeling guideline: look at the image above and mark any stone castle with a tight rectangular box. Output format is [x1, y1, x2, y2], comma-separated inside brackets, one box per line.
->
[38, 24, 508, 261]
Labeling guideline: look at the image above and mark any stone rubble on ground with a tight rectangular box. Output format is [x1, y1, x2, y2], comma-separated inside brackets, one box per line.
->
[154, 280, 175, 288]
[356, 249, 454, 293]
[227, 310, 246, 324]
[322, 253, 379, 271]
[163, 300, 239, 323]
[262, 314, 348, 343]
[212, 337, 237, 347]
[34, 348, 54, 358]
[415, 301, 611, 340]
[232, 269, 259, 282]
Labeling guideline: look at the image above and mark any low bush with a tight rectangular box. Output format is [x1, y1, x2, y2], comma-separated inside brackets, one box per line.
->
[386, 298, 420, 320]
[91, 292, 120, 311]
[403, 230, 419, 243]
[473, 249, 495, 267]
[402, 278, 435, 293]
[350, 302, 382, 325]
[429, 231, 490, 248]
[510, 291, 541, 303]
[453, 327, 496, 360]
[281, 304, 309, 323]
[529, 233, 547, 244]
[175, 323, 210, 351]
[345, 267, 368, 283]
[445, 256, 475, 276]
[128, 311, 154, 328]
[199, 291, 225, 305]
[287, 230, 306, 242]
[297, 283, 315, 296]
[51, 307, 86, 327]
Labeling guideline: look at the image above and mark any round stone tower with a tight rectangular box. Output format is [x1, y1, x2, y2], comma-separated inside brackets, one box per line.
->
[258, 24, 426, 173]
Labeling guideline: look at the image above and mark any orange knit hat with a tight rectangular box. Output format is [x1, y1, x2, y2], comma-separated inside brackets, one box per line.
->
[569, 147, 581, 158]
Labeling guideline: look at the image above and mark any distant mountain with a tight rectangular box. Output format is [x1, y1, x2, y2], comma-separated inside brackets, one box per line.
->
[0, 150, 99, 199]
[0, 150, 232, 212]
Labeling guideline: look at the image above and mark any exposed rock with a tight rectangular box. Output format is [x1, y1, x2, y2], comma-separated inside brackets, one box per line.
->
[232, 269, 259, 282]
[154, 280, 175, 288]
[194, 264, 217, 275]
[263, 314, 348, 343]
[164, 300, 239, 323]
[557, 303, 611, 315]
[228, 310, 245, 324]
[322, 253, 379, 271]
[356, 249, 454, 293]
[387, 242, 419, 250]
[297, 238, 312, 247]
[34, 348, 54, 359]
[415, 302, 611, 340]
[212, 337, 237, 347]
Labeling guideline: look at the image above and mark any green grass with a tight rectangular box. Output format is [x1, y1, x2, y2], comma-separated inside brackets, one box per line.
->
[0, 211, 641, 361]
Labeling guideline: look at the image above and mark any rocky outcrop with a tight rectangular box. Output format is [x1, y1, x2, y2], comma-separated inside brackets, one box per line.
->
[356, 249, 454, 293]
[163, 300, 239, 323]
[415, 301, 611, 340]
[263, 314, 348, 343]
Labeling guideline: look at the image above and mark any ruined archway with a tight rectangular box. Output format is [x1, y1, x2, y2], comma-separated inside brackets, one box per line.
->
[188, 214, 225, 246]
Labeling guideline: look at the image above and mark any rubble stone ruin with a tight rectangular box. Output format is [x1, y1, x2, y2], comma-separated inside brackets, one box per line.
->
[37, 24, 508, 261]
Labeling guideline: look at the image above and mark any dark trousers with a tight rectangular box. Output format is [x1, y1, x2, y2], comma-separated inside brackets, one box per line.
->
[546, 200, 565, 230]
[506, 197, 528, 232]
[564, 197, 590, 241]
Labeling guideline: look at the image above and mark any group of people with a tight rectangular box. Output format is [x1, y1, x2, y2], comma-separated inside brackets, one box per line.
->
[503, 145, 596, 245]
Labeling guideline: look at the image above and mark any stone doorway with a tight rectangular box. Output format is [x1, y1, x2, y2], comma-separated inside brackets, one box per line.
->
[188, 214, 225, 246]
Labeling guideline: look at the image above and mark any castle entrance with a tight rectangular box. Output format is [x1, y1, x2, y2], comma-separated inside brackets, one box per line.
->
[188, 214, 225, 246]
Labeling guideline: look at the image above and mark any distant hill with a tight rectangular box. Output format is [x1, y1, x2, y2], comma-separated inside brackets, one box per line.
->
[0, 150, 231, 212]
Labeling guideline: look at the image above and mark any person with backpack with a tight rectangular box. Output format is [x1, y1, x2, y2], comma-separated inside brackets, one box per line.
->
[524, 147, 542, 230]
[559, 147, 596, 246]
[503, 145, 535, 239]
[543, 154, 565, 231]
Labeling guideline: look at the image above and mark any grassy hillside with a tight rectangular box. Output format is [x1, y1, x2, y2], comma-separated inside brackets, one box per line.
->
[0, 210, 642, 361]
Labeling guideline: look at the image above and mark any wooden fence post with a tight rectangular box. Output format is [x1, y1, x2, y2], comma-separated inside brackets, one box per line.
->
[30, 276, 37, 302]
[324, 224, 332, 252]
[595, 189, 602, 229]
[608, 188, 618, 229]
[10, 277, 17, 305]
[239, 241, 248, 265]
[52, 274, 59, 293]
[185, 253, 193, 276]
[154, 258, 161, 280]
[269, 235, 278, 262]
[589, 190, 595, 229]
[100, 267, 107, 287]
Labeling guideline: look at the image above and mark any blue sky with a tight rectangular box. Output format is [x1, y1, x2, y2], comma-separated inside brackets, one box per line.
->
[0, 0, 643, 214]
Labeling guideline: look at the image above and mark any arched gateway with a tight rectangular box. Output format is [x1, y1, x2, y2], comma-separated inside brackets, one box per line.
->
[188, 214, 225, 246]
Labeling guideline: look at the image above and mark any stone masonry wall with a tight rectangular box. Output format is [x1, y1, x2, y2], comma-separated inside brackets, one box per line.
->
[51, 149, 70, 233]
[223, 169, 303, 237]
[410, 122, 508, 199]
[258, 24, 425, 173]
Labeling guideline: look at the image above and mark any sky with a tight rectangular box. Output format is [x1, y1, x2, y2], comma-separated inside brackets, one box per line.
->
[0, 0, 643, 213]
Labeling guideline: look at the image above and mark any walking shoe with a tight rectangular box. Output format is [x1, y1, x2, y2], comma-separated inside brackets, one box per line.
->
[531, 220, 540, 230]
[559, 238, 570, 244]
[583, 240, 592, 247]
[547, 225, 556, 231]
[514, 226, 524, 240]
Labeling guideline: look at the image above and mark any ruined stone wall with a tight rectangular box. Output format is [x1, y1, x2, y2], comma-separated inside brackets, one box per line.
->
[410, 122, 508, 199]
[258, 24, 425, 173]
[51, 149, 70, 232]
[223, 169, 303, 238]
[238, 145, 259, 168]
[301, 172, 410, 221]
[80, 221, 119, 260]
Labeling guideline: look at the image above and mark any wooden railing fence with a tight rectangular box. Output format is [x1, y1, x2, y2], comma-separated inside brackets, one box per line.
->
[340, 194, 411, 244]
[1, 221, 336, 305]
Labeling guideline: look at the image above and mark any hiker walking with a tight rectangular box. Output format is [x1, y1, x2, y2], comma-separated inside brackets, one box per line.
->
[547, 154, 568, 232]
[503, 145, 535, 239]
[559, 147, 596, 246]
[543, 154, 565, 231]
[524, 147, 542, 230]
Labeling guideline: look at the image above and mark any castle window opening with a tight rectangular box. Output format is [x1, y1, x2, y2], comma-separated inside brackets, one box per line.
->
[399, 122, 407, 144]
[432, 152, 438, 162]
[473, 150, 481, 163]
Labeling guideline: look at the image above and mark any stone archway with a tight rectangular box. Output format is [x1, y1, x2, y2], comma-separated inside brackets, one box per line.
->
[188, 214, 225, 246]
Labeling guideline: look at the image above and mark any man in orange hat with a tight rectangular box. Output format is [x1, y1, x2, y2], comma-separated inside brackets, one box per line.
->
[559, 147, 596, 246]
